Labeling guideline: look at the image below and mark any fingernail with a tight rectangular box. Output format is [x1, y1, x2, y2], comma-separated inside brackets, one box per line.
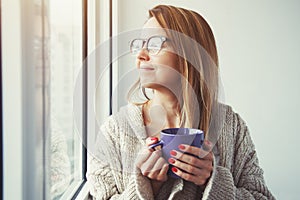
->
[178, 144, 185, 150]
[151, 137, 158, 141]
[170, 150, 177, 156]
[172, 167, 178, 173]
[168, 158, 175, 164]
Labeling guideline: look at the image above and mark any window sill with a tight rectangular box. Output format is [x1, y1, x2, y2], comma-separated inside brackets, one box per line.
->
[60, 180, 91, 200]
[74, 181, 91, 200]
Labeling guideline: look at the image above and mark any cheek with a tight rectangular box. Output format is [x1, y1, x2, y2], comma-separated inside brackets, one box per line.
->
[164, 53, 180, 71]
[156, 53, 178, 67]
[160, 58, 180, 78]
[154, 55, 181, 82]
[156, 67, 181, 86]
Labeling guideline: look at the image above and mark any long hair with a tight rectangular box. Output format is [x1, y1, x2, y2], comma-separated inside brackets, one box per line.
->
[127, 5, 219, 135]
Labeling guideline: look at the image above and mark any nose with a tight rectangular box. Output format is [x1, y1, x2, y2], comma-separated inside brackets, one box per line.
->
[137, 48, 150, 61]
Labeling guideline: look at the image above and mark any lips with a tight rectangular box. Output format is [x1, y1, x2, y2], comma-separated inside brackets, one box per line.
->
[140, 65, 155, 71]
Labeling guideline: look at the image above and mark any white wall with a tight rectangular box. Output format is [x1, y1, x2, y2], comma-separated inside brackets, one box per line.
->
[2, 0, 23, 199]
[113, 0, 300, 199]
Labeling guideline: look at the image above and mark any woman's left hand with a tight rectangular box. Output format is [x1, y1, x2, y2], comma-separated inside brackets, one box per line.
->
[168, 140, 214, 187]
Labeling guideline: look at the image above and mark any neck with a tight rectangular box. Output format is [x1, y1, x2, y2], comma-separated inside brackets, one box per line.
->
[150, 89, 181, 116]
[143, 89, 182, 137]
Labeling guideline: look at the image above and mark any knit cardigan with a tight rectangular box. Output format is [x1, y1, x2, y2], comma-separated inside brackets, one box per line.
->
[87, 103, 275, 199]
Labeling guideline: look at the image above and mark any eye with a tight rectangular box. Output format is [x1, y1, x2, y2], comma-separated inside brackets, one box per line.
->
[130, 39, 143, 54]
[148, 37, 163, 52]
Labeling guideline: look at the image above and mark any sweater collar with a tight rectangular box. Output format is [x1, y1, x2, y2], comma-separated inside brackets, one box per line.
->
[124, 103, 148, 143]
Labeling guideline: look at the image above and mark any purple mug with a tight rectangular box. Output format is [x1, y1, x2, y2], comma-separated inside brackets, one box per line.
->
[149, 128, 204, 178]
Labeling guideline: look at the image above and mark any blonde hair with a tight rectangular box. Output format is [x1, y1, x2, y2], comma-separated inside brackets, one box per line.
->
[127, 5, 219, 136]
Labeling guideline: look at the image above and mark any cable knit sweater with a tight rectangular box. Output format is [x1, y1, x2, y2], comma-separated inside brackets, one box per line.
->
[87, 103, 275, 199]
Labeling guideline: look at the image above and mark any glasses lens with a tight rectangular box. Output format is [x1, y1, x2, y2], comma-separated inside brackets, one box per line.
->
[130, 36, 166, 55]
[148, 37, 163, 55]
[130, 39, 143, 54]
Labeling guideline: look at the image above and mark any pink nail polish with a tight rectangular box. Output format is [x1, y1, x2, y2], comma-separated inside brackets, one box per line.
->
[172, 167, 178, 173]
[168, 158, 175, 164]
[179, 144, 185, 150]
[170, 150, 177, 156]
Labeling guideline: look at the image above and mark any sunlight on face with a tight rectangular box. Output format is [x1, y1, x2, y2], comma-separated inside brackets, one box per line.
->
[137, 18, 180, 92]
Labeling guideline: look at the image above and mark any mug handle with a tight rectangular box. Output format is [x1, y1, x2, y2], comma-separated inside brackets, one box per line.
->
[148, 140, 164, 150]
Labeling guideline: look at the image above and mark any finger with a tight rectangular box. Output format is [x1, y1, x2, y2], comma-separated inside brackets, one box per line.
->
[148, 157, 166, 180]
[156, 163, 169, 182]
[168, 157, 202, 175]
[170, 150, 213, 170]
[202, 140, 213, 152]
[178, 144, 213, 160]
[152, 156, 166, 172]
[158, 163, 169, 176]
[169, 156, 213, 176]
[146, 137, 159, 146]
[146, 137, 162, 151]
[171, 167, 210, 186]
[140, 150, 161, 176]
[135, 149, 152, 168]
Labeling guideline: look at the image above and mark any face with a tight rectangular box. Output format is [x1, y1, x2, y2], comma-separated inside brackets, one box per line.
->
[135, 17, 180, 92]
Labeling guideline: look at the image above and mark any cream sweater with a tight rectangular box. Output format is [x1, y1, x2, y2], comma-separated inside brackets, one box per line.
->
[87, 103, 275, 199]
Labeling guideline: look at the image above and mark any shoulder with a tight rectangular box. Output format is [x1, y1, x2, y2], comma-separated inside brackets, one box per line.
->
[214, 104, 257, 166]
[99, 103, 143, 136]
[104, 103, 142, 124]
[219, 103, 254, 149]
[212, 103, 251, 143]
[217, 103, 248, 132]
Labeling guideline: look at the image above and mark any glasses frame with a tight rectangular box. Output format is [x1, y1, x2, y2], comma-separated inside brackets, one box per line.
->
[129, 35, 168, 56]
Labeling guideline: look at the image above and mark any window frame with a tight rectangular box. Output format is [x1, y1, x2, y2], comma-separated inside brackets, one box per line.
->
[0, 0, 3, 198]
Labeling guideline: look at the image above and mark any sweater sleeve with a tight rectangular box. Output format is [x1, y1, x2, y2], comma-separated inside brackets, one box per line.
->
[86, 116, 154, 200]
[87, 154, 154, 200]
[202, 112, 275, 200]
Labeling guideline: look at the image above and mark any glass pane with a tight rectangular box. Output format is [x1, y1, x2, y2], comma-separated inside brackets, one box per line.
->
[47, 0, 83, 199]
[33, 2, 47, 199]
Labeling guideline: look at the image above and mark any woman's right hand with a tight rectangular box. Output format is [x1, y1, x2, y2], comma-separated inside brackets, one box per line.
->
[136, 137, 169, 181]
[136, 137, 169, 195]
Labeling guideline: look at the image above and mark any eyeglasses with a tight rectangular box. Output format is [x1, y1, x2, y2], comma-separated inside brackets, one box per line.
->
[129, 35, 168, 55]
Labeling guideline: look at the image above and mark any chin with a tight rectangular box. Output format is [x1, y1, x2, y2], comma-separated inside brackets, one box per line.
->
[142, 83, 170, 92]
[141, 82, 156, 89]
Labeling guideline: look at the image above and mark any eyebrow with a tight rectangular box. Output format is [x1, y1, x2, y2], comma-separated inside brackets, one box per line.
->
[138, 34, 168, 40]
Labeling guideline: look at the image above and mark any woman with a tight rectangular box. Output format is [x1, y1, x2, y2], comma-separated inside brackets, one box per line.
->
[87, 5, 275, 199]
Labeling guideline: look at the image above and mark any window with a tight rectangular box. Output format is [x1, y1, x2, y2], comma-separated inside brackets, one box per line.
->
[47, 0, 87, 198]
[2, 0, 88, 199]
